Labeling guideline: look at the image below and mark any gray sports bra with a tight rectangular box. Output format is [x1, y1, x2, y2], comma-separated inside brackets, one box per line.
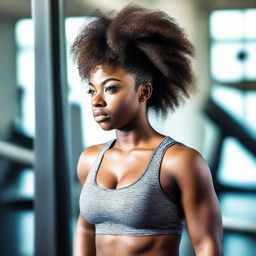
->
[79, 136, 184, 236]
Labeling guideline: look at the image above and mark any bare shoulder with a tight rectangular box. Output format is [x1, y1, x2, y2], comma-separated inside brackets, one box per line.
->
[77, 143, 105, 185]
[163, 142, 211, 183]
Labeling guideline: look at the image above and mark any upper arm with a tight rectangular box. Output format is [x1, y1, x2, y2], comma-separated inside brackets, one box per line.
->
[173, 147, 223, 255]
[76, 144, 104, 228]
[74, 144, 104, 255]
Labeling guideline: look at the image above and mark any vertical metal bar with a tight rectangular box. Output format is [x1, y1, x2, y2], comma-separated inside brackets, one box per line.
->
[32, 0, 72, 255]
[51, 1, 73, 255]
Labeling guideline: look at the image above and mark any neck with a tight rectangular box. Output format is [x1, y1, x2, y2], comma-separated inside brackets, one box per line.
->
[114, 114, 163, 151]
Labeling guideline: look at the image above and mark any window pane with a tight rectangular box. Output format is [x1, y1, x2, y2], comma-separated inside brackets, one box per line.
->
[218, 137, 256, 188]
[245, 9, 256, 39]
[212, 84, 256, 133]
[211, 42, 245, 82]
[245, 43, 256, 79]
[19, 210, 34, 256]
[245, 92, 256, 132]
[15, 19, 34, 49]
[16, 41, 35, 137]
[212, 84, 244, 120]
[16, 50, 34, 89]
[210, 10, 244, 40]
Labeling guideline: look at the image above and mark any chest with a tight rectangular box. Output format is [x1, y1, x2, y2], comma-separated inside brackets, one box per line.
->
[95, 148, 180, 204]
[96, 149, 155, 190]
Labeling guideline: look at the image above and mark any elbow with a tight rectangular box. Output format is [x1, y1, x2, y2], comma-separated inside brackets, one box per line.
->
[195, 238, 223, 256]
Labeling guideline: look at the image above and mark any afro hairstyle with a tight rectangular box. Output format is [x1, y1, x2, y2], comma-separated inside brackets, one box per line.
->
[70, 3, 197, 118]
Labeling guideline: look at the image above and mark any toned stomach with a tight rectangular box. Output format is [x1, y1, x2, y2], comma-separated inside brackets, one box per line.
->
[95, 234, 181, 256]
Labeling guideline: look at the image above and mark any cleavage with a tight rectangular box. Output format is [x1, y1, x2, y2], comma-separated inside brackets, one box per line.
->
[96, 148, 154, 190]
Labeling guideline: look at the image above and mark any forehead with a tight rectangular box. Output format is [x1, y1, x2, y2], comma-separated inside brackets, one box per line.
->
[89, 65, 135, 85]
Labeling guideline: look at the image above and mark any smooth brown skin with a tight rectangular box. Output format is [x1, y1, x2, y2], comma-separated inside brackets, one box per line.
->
[73, 65, 223, 256]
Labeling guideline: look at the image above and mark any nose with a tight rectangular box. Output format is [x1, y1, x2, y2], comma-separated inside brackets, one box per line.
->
[91, 92, 106, 107]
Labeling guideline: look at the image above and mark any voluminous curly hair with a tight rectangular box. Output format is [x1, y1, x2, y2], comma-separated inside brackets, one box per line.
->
[71, 3, 196, 118]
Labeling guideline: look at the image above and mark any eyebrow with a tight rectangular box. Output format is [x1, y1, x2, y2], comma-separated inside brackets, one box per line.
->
[89, 78, 122, 86]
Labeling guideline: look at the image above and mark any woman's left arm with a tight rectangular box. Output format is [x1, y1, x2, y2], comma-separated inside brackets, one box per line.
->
[174, 147, 223, 256]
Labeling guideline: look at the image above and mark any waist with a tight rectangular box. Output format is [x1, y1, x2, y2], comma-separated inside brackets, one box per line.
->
[96, 233, 181, 256]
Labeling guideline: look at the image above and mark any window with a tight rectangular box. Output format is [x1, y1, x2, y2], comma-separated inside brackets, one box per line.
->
[15, 19, 35, 137]
[209, 9, 256, 188]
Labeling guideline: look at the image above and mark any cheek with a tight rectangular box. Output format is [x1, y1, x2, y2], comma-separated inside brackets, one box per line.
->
[111, 94, 139, 116]
[95, 96, 139, 131]
[109, 95, 139, 121]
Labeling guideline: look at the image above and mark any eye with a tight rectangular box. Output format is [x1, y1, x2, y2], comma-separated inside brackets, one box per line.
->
[105, 85, 118, 93]
[86, 88, 96, 95]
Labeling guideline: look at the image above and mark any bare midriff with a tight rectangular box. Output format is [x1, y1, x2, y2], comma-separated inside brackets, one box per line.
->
[95, 234, 181, 256]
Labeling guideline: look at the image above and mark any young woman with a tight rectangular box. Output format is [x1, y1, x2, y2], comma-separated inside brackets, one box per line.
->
[71, 4, 223, 256]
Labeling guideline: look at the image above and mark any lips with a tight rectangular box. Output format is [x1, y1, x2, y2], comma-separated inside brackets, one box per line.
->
[93, 111, 109, 122]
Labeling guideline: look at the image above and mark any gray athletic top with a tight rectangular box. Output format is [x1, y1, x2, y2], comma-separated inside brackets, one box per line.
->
[79, 136, 184, 236]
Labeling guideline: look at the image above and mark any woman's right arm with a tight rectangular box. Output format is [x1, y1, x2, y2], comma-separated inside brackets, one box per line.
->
[73, 145, 103, 256]
[73, 214, 96, 256]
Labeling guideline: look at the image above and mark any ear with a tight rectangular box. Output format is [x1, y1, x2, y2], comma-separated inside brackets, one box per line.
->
[138, 83, 153, 102]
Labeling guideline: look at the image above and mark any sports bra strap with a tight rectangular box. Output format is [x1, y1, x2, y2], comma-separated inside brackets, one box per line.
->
[147, 136, 177, 176]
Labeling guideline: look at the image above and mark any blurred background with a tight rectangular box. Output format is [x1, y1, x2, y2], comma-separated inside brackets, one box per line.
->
[0, 0, 255, 255]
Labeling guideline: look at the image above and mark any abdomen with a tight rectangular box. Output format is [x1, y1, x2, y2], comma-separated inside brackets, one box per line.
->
[95, 234, 181, 256]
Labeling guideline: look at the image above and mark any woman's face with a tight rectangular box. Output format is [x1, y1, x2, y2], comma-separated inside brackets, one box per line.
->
[88, 65, 143, 131]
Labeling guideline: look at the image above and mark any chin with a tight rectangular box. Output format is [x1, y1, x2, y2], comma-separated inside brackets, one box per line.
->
[97, 122, 116, 131]
[96, 118, 130, 131]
